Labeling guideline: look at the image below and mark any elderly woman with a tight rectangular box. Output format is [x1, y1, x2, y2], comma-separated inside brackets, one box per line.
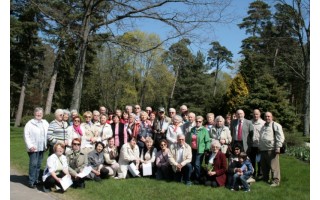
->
[81, 111, 99, 155]
[47, 109, 69, 156]
[66, 138, 88, 188]
[155, 139, 173, 180]
[87, 142, 110, 181]
[97, 114, 113, 146]
[126, 113, 139, 141]
[104, 137, 120, 177]
[136, 111, 153, 154]
[24, 107, 49, 188]
[210, 116, 232, 155]
[117, 137, 140, 179]
[62, 109, 71, 127]
[139, 137, 157, 176]
[92, 110, 101, 126]
[166, 115, 184, 147]
[111, 115, 127, 152]
[186, 115, 211, 184]
[69, 109, 79, 126]
[66, 116, 84, 152]
[42, 143, 71, 192]
[203, 140, 227, 187]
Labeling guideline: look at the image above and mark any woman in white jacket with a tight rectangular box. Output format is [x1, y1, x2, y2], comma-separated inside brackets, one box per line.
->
[23, 107, 49, 189]
[116, 137, 140, 179]
[210, 116, 232, 154]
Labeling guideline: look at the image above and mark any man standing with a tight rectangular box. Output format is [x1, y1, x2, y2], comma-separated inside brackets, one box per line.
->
[182, 112, 196, 136]
[259, 112, 285, 187]
[168, 134, 193, 186]
[99, 106, 107, 115]
[250, 109, 265, 178]
[230, 109, 254, 153]
[153, 107, 171, 150]
[168, 108, 177, 121]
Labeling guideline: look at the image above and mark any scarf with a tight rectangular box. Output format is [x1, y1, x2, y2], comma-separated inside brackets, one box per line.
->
[73, 124, 83, 136]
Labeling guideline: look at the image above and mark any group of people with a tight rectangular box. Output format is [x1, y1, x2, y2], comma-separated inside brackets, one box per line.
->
[23, 104, 285, 193]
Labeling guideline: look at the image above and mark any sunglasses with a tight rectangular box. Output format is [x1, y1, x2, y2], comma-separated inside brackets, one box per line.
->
[72, 143, 81, 146]
[196, 121, 203, 123]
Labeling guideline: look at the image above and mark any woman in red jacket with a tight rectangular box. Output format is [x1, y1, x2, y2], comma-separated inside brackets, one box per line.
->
[203, 140, 227, 187]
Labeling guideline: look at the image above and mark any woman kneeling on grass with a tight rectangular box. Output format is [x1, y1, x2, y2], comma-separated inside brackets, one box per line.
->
[42, 142, 71, 193]
[87, 142, 110, 181]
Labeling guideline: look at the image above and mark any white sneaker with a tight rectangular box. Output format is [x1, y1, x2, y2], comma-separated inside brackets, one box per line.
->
[247, 177, 256, 183]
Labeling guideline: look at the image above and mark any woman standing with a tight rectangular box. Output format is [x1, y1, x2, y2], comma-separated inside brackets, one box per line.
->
[24, 107, 49, 188]
[42, 143, 71, 192]
[66, 116, 84, 152]
[211, 116, 232, 155]
[47, 109, 68, 156]
[166, 115, 184, 147]
[136, 111, 153, 154]
[186, 115, 211, 184]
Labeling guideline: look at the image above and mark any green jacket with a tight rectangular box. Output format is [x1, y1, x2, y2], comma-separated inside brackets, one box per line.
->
[186, 126, 211, 153]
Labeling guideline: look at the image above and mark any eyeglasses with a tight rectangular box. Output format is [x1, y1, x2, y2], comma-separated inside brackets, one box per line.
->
[72, 143, 81, 146]
[196, 121, 203, 123]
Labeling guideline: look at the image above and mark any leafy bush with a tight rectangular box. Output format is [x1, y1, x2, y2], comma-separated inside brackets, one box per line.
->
[20, 115, 34, 126]
[20, 113, 55, 126]
[43, 113, 55, 123]
[286, 145, 310, 162]
[285, 131, 305, 147]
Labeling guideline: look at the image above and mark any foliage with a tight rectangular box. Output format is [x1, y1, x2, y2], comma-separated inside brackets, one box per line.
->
[224, 73, 249, 114]
[11, 126, 310, 200]
[242, 74, 300, 131]
[286, 146, 310, 162]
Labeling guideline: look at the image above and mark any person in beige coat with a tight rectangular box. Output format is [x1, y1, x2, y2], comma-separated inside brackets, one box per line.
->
[116, 137, 140, 179]
[66, 138, 88, 188]
[210, 116, 232, 154]
[168, 134, 193, 185]
[104, 137, 120, 177]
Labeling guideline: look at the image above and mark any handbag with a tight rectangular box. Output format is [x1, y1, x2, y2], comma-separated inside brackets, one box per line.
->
[272, 122, 286, 154]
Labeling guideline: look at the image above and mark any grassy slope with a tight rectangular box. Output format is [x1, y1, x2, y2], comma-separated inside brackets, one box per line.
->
[11, 126, 309, 200]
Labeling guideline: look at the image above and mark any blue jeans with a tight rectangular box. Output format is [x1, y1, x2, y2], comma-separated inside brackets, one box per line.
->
[28, 151, 44, 185]
[232, 173, 250, 190]
[191, 149, 204, 180]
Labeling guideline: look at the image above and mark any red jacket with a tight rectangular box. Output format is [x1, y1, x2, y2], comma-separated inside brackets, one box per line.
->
[205, 151, 227, 186]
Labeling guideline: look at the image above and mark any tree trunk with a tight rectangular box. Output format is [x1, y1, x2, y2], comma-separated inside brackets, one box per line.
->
[14, 71, 29, 127]
[45, 71, 57, 115]
[69, 1, 92, 111]
[303, 61, 310, 136]
[168, 65, 180, 109]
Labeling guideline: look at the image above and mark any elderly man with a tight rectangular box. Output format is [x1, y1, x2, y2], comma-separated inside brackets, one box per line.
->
[182, 112, 196, 136]
[259, 112, 285, 187]
[99, 106, 107, 115]
[168, 134, 193, 186]
[153, 107, 171, 150]
[179, 105, 188, 116]
[250, 109, 265, 178]
[230, 109, 254, 153]
[168, 108, 176, 120]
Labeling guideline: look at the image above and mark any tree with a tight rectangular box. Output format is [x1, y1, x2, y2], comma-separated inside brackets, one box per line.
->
[11, 0, 45, 126]
[224, 73, 249, 114]
[242, 73, 300, 130]
[31, 0, 234, 111]
[207, 41, 233, 97]
[274, 0, 309, 136]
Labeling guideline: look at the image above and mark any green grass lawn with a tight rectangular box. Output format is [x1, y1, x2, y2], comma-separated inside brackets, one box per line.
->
[11, 126, 310, 200]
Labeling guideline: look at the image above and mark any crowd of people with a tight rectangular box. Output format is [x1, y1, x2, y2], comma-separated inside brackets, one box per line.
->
[23, 104, 285, 193]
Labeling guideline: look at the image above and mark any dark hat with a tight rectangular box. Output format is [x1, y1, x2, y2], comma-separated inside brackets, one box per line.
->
[158, 107, 165, 112]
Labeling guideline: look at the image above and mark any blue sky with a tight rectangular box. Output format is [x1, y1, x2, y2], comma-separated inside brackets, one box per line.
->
[134, 0, 252, 62]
